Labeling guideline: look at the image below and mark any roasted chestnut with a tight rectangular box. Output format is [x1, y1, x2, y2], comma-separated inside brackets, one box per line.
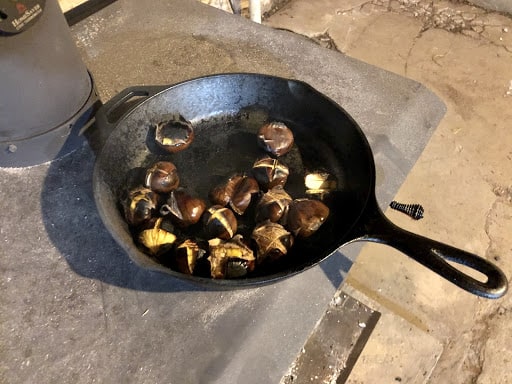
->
[144, 161, 179, 194]
[123, 186, 158, 226]
[155, 114, 195, 153]
[174, 238, 207, 275]
[138, 218, 177, 256]
[257, 121, 294, 157]
[305, 171, 337, 199]
[208, 235, 255, 279]
[160, 189, 206, 227]
[251, 221, 294, 264]
[255, 186, 292, 223]
[203, 205, 238, 240]
[251, 156, 289, 191]
[284, 198, 330, 237]
[229, 176, 260, 215]
[208, 174, 244, 207]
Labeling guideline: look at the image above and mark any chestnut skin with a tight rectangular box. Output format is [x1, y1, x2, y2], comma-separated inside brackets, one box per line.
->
[257, 121, 294, 157]
[160, 189, 206, 228]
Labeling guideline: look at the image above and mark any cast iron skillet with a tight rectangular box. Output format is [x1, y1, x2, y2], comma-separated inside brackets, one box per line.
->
[93, 73, 508, 298]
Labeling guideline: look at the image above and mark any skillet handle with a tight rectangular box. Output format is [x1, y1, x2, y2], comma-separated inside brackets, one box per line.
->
[84, 85, 168, 153]
[94, 85, 168, 131]
[361, 208, 508, 299]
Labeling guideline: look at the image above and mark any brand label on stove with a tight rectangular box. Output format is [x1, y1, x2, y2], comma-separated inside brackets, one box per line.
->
[0, 0, 46, 35]
[11, 3, 42, 31]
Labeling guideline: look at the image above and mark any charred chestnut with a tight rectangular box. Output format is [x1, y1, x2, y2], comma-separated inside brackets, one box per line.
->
[251, 221, 294, 264]
[251, 156, 289, 191]
[285, 198, 330, 237]
[257, 121, 294, 157]
[138, 217, 177, 256]
[123, 186, 158, 226]
[155, 114, 195, 153]
[255, 186, 292, 223]
[203, 205, 238, 240]
[229, 176, 260, 215]
[160, 189, 206, 227]
[208, 174, 244, 207]
[144, 161, 179, 194]
[208, 235, 255, 279]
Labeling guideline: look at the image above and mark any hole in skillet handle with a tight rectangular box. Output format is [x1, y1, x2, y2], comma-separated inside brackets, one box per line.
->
[87, 86, 168, 154]
[357, 197, 508, 299]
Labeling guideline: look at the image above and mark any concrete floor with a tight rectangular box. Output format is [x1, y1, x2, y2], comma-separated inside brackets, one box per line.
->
[264, 1, 512, 383]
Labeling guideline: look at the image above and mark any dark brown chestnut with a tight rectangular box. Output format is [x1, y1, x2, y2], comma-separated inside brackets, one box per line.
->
[144, 161, 179, 194]
[229, 176, 260, 215]
[208, 235, 255, 279]
[160, 189, 206, 228]
[251, 221, 294, 264]
[251, 156, 289, 191]
[284, 198, 330, 237]
[208, 174, 244, 207]
[155, 114, 195, 153]
[123, 186, 158, 226]
[203, 205, 238, 240]
[255, 186, 292, 223]
[257, 121, 294, 157]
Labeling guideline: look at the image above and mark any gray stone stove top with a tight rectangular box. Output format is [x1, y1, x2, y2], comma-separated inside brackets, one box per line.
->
[0, 1, 445, 383]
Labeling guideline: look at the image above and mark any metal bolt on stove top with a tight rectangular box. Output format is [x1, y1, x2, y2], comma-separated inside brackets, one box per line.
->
[7, 144, 17, 153]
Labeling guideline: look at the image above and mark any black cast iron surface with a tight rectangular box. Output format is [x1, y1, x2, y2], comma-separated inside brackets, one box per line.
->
[0, 1, 448, 383]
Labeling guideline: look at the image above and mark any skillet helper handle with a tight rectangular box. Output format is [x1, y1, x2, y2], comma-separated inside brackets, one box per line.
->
[94, 85, 168, 132]
[363, 212, 508, 299]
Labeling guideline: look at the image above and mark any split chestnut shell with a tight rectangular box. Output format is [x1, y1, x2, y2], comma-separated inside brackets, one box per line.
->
[155, 114, 195, 153]
[251, 221, 294, 264]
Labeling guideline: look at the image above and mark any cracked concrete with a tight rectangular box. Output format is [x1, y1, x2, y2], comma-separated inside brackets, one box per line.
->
[266, 0, 512, 383]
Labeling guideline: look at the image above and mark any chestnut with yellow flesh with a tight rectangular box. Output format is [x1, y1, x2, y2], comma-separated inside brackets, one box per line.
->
[208, 236, 255, 279]
[174, 239, 205, 275]
[123, 186, 157, 226]
[155, 114, 194, 153]
[138, 218, 177, 256]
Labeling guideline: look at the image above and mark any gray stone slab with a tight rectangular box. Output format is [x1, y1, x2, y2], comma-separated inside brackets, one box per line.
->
[0, 1, 445, 383]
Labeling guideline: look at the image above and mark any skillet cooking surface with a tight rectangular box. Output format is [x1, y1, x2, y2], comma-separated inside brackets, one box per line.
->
[94, 74, 374, 282]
